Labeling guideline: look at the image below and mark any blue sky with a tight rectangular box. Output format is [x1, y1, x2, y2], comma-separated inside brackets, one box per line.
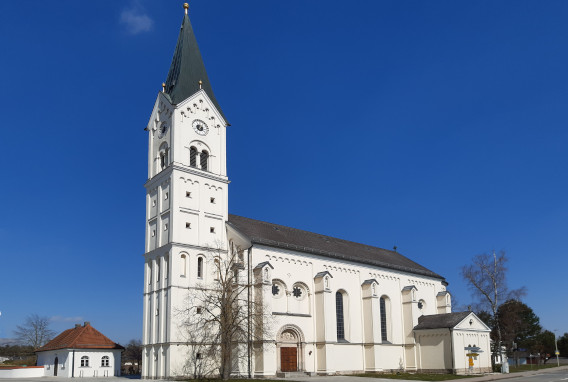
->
[1, 1, 567, 345]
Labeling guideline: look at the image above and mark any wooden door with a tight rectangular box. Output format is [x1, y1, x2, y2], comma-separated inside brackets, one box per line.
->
[280, 347, 297, 372]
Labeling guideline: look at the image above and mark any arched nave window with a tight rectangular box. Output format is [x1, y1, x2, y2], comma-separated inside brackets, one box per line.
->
[336, 290, 348, 342]
[200, 150, 209, 171]
[190, 146, 198, 167]
[80, 356, 89, 367]
[101, 356, 110, 367]
[197, 256, 204, 279]
[380, 295, 391, 343]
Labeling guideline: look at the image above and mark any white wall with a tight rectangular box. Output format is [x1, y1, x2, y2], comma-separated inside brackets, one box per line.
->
[37, 349, 121, 378]
[0, 367, 44, 379]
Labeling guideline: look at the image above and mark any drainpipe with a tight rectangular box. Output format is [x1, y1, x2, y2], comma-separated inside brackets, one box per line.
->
[72, 349, 75, 378]
[247, 246, 252, 378]
[449, 329, 455, 374]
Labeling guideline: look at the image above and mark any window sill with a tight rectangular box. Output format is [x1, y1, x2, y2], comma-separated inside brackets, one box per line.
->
[273, 312, 311, 318]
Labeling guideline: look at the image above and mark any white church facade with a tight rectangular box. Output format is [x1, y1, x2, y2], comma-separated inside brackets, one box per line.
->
[142, 4, 491, 378]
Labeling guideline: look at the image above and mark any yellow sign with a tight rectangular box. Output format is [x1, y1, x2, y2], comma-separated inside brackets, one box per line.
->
[466, 353, 479, 357]
[469, 357, 474, 367]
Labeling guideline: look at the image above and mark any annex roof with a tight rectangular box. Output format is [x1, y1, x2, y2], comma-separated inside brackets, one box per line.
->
[413, 311, 471, 330]
[228, 214, 444, 280]
[163, 10, 227, 122]
[37, 322, 124, 352]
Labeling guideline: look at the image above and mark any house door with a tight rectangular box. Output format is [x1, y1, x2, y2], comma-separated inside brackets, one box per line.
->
[54, 357, 58, 376]
[280, 347, 297, 372]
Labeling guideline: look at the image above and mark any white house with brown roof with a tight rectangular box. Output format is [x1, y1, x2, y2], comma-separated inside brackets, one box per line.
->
[36, 322, 123, 378]
[141, 4, 492, 378]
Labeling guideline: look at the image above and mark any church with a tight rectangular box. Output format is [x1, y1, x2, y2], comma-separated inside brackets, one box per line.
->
[142, 4, 491, 379]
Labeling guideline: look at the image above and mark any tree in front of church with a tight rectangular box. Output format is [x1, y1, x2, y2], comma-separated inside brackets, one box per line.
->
[13, 314, 55, 349]
[558, 332, 568, 356]
[461, 251, 526, 368]
[177, 243, 273, 380]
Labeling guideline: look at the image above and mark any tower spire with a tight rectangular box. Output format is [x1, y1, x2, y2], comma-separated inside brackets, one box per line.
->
[163, 5, 226, 121]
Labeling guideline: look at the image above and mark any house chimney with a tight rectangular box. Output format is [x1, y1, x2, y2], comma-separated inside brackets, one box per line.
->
[75, 324, 81, 328]
[84, 321, 91, 327]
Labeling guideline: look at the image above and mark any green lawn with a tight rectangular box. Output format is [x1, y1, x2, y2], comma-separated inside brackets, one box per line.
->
[508, 363, 558, 373]
[353, 373, 475, 380]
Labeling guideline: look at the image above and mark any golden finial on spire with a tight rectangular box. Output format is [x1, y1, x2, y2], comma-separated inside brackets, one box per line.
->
[199, 80, 202, 89]
[183, 3, 189, 14]
[162, 83, 166, 92]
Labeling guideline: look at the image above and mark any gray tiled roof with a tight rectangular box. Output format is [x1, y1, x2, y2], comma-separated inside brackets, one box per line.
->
[413, 311, 471, 330]
[164, 13, 227, 122]
[228, 214, 444, 280]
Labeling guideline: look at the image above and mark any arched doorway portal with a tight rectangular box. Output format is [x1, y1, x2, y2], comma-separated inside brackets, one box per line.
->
[277, 325, 305, 373]
[54, 357, 58, 376]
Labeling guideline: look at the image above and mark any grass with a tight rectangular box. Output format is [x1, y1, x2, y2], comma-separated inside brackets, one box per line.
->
[508, 363, 558, 373]
[353, 373, 475, 380]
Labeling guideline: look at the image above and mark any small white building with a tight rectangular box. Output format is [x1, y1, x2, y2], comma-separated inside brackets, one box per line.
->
[36, 322, 123, 378]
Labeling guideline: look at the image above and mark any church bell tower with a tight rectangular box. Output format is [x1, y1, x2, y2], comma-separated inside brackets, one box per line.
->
[142, 4, 229, 378]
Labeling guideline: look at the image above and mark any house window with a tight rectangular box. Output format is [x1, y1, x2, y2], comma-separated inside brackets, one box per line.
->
[200, 150, 209, 171]
[186, 191, 191, 197]
[101, 356, 109, 367]
[196, 353, 202, 360]
[196, 307, 202, 314]
[190, 146, 198, 167]
[336, 291, 345, 341]
[210, 227, 215, 233]
[186, 222, 191, 229]
[210, 197, 215, 203]
[80, 356, 89, 367]
[197, 257, 203, 278]
[380, 296, 388, 342]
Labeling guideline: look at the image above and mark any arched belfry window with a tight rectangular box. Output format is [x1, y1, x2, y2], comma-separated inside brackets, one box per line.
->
[336, 291, 345, 341]
[190, 147, 197, 168]
[159, 143, 169, 171]
[200, 150, 209, 171]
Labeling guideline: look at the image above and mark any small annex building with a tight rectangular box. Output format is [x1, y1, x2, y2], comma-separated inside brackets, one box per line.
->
[36, 322, 123, 378]
[413, 311, 491, 374]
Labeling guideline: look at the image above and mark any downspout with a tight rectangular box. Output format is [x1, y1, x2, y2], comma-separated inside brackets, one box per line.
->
[247, 246, 252, 378]
[72, 349, 75, 378]
[449, 328, 455, 374]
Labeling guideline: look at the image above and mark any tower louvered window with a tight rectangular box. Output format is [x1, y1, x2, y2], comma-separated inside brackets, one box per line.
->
[190, 147, 197, 167]
[200, 150, 209, 171]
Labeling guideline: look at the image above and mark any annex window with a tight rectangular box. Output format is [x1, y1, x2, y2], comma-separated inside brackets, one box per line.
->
[210, 197, 215, 203]
[197, 257, 203, 278]
[336, 291, 345, 341]
[190, 146, 198, 167]
[186, 222, 191, 229]
[80, 356, 89, 367]
[210, 227, 215, 233]
[200, 150, 209, 171]
[101, 356, 109, 367]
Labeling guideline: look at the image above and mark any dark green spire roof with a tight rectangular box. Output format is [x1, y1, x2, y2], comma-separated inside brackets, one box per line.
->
[164, 13, 227, 122]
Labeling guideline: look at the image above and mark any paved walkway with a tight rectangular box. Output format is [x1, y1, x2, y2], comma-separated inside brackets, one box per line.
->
[1, 366, 567, 382]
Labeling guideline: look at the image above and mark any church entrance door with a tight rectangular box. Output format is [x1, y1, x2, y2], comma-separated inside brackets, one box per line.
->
[54, 357, 58, 376]
[281, 347, 297, 372]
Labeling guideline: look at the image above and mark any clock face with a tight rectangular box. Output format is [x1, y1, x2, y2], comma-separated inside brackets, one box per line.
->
[192, 119, 209, 136]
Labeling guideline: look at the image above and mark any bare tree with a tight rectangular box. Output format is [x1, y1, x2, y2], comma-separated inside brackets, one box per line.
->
[13, 314, 55, 349]
[176, 242, 272, 380]
[461, 251, 526, 368]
